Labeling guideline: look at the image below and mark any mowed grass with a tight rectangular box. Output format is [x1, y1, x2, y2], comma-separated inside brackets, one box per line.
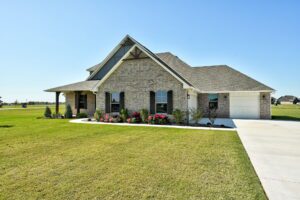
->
[272, 104, 300, 121]
[0, 108, 266, 199]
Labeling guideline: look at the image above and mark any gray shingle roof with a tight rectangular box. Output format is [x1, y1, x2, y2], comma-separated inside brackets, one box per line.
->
[156, 52, 274, 92]
[45, 80, 99, 92]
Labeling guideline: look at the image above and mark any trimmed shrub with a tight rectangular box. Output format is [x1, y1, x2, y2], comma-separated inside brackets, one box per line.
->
[65, 104, 73, 119]
[172, 109, 184, 125]
[76, 112, 88, 118]
[140, 109, 149, 123]
[44, 106, 52, 118]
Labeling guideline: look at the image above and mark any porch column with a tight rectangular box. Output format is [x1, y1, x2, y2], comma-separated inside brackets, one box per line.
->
[75, 91, 81, 114]
[55, 92, 60, 114]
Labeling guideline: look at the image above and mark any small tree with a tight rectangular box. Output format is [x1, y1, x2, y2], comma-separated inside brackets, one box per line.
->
[172, 109, 184, 125]
[44, 106, 52, 118]
[207, 108, 217, 126]
[190, 108, 203, 125]
[140, 109, 149, 123]
[65, 104, 73, 119]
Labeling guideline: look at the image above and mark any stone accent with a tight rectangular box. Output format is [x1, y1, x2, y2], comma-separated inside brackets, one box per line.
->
[198, 93, 229, 118]
[65, 91, 96, 116]
[260, 92, 271, 119]
[96, 58, 188, 113]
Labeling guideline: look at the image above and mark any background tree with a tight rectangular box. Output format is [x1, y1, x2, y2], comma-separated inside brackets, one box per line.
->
[0, 96, 3, 108]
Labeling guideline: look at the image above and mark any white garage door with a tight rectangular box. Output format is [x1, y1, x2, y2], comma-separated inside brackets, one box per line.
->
[230, 92, 260, 119]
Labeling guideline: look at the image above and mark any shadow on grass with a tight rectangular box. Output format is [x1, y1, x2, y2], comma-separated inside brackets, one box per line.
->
[272, 116, 300, 121]
[0, 125, 14, 128]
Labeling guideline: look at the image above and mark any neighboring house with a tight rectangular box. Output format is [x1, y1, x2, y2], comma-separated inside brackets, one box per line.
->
[277, 95, 298, 104]
[45, 35, 274, 119]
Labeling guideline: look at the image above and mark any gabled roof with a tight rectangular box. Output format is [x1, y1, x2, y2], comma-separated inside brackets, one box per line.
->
[156, 52, 274, 92]
[47, 35, 274, 93]
[45, 80, 99, 92]
[278, 95, 298, 102]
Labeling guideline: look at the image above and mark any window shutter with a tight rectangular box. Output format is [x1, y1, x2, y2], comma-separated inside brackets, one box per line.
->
[105, 92, 111, 113]
[75, 92, 78, 109]
[84, 95, 87, 109]
[150, 91, 155, 114]
[167, 90, 173, 114]
[120, 92, 125, 110]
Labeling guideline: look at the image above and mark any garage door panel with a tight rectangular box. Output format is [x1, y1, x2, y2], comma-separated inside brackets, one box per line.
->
[230, 92, 260, 119]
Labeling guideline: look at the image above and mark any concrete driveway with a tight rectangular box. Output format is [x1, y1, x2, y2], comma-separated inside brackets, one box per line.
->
[234, 119, 300, 200]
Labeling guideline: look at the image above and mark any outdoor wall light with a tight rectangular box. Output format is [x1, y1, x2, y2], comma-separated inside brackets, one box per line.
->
[262, 94, 266, 99]
[187, 94, 190, 99]
[224, 95, 227, 99]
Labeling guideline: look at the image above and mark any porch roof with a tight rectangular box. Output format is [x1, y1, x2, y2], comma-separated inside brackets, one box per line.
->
[45, 80, 99, 92]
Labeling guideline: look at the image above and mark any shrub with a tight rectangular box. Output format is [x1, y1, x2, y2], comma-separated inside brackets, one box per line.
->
[120, 108, 129, 122]
[153, 114, 169, 124]
[94, 109, 103, 122]
[104, 113, 110, 122]
[131, 112, 141, 122]
[140, 109, 149, 123]
[76, 112, 88, 118]
[172, 109, 184, 125]
[44, 106, 52, 118]
[65, 104, 73, 119]
[190, 108, 203, 125]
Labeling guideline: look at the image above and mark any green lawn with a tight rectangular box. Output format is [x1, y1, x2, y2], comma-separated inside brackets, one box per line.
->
[272, 104, 300, 121]
[0, 108, 266, 199]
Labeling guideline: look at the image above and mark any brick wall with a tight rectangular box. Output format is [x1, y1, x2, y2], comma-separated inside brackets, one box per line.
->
[198, 93, 230, 118]
[96, 58, 188, 113]
[260, 92, 271, 119]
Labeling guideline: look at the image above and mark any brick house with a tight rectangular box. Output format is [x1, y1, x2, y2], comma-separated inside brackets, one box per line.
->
[45, 35, 274, 120]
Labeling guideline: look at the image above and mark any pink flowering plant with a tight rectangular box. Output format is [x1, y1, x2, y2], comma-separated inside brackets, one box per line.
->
[131, 112, 141, 123]
[148, 114, 169, 124]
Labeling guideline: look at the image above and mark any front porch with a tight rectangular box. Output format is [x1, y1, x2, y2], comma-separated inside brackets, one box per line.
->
[55, 91, 96, 117]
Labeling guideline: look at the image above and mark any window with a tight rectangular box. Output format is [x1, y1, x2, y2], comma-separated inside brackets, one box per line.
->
[208, 94, 218, 109]
[156, 90, 168, 113]
[75, 94, 87, 109]
[111, 92, 120, 112]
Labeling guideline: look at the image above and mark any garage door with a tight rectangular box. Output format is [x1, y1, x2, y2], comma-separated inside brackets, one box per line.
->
[230, 92, 260, 119]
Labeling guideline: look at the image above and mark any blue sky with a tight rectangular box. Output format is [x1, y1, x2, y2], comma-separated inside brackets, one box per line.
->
[0, 0, 299, 102]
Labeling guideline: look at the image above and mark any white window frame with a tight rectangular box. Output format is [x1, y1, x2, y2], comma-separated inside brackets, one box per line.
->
[111, 92, 120, 113]
[155, 90, 168, 114]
